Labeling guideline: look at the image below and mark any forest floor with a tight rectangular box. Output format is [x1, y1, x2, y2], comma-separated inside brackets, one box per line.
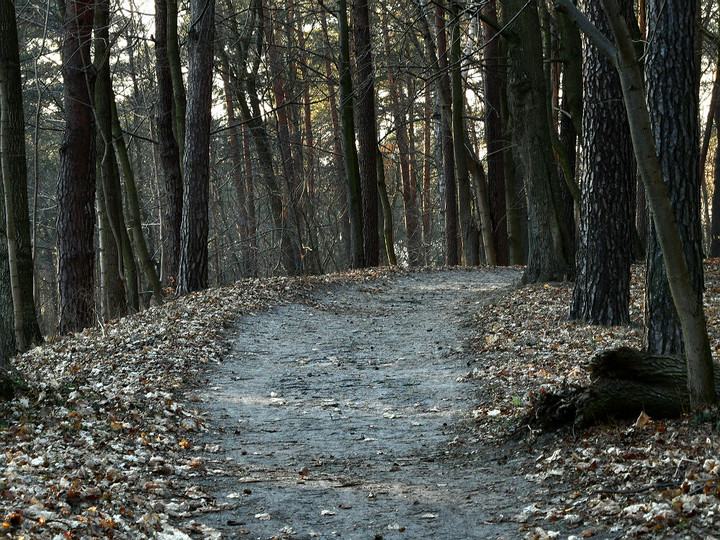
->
[1, 266, 720, 538]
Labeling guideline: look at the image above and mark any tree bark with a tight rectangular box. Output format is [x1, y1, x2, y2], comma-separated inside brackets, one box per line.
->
[482, 1, 508, 266]
[643, 0, 704, 357]
[506, 0, 572, 283]
[338, 0, 364, 268]
[570, 0, 635, 326]
[167, 0, 186, 161]
[58, 0, 97, 334]
[0, 0, 42, 348]
[154, 0, 183, 289]
[557, 0, 715, 406]
[353, 0, 380, 267]
[177, 0, 214, 294]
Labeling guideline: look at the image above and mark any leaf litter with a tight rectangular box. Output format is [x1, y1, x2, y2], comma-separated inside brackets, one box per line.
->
[468, 262, 720, 538]
[3, 263, 720, 538]
[0, 269, 402, 539]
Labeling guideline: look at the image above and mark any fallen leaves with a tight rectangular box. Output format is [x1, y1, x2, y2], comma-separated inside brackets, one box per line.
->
[0, 268, 403, 538]
[469, 262, 720, 537]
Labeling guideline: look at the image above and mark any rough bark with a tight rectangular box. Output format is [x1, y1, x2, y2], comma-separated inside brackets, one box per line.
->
[570, 0, 635, 326]
[58, 0, 97, 334]
[0, 0, 42, 349]
[482, 1, 508, 266]
[154, 0, 183, 289]
[353, 0, 380, 267]
[643, 1, 704, 357]
[338, 0, 364, 268]
[557, 0, 716, 406]
[177, 0, 214, 294]
[377, 150, 397, 266]
[506, 0, 572, 283]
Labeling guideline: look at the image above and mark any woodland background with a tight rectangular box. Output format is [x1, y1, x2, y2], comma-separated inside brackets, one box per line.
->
[0, 0, 720, 397]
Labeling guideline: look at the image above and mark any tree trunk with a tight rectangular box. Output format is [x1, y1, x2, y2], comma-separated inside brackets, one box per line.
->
[434, 2, 459, 266]
[506, 0, 571, 283]
[94, 0, 138, 315]
[338, 0, 364, 268]
[110, 100, 164, 302]
[643, 0, 704, 357]
[557, 0, 716, 406]
[450, 0, 479, 265]
[353, 0, 380, 267]
[422, 89, 433, 265]
[167, 0, 186, 161]
[0, 0, 42, 349]
[58, 0, 97, 334]
[482, 1, 508, 266]
[154, 0, 183, 289]
[177, 0, 214, 294]
[263, 5, 304, 274]
[321, 11, 352, 269]
[570, 0, 635, 326]
[377, 149, 397, 265]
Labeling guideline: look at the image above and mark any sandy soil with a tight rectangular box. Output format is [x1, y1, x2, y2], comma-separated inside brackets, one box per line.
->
[185, 269, 600, 539]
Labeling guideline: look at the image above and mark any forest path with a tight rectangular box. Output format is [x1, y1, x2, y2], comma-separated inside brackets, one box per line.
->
[190, 269, 541, 539]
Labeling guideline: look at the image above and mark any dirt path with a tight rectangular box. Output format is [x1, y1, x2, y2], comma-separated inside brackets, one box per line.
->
[189, 269, 549, 539]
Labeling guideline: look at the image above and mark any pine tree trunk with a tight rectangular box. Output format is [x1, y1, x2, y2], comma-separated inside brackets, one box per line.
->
[644, 0, 704, 356]
[482, 1, 508, 266]
[177, 0, 214, 294]
[0, 0, 42, 348]
[570, 0, 635, 326]
[506, 0, 571, 283]
[353, 0, 380, 267]
[58, 0, 97, 334]
[338, 0, 364, 268]
[154, 0, 183, 289]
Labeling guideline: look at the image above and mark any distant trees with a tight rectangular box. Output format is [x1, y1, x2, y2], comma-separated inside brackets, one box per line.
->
[0, 0, 716, 410]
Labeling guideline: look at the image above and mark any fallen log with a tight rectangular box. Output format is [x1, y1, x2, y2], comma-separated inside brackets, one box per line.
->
[526, 347, 720, 429]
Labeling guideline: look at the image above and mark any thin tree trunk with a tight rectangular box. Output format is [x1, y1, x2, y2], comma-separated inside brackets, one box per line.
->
[339, 0, 364, 267]
[177, 0, 215, 294]
[377, 149, 397, 265]
[167, 0, 186, 161]
[482, 0, 508, 265]
[110, 100, 164, 302]
[450, 0, 479, 265]
[154, 0, 183, 289]
[353, 0, 380, 267]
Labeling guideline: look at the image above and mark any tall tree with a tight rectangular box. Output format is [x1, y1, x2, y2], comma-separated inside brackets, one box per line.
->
[177, 0, 215, 294]
[450, 0, 479, 265]
[570, 0, 635, 325]
[0, 0, 42, 348]
[94, 0, 138, 315]
[643, 0, 704, 356]
[481, 0, 508, 266]
[338, 0, 364, 267]
[505, 0, 572, 283]
[154, 0, 183, 288]
[353, 0, 380, 266]
[58, 0, 97, 333]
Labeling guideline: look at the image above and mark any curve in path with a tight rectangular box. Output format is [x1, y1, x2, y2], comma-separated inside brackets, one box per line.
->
[193, 269, 532, 539]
